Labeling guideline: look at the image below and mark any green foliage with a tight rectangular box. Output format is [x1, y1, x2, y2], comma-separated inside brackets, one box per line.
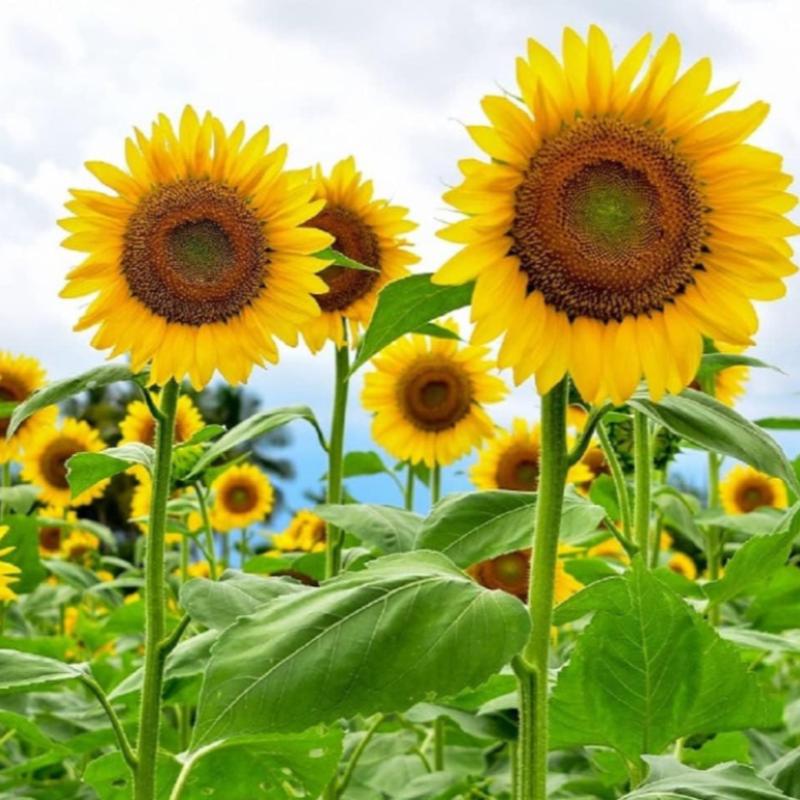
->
[0, 649, 85, 694]
[67, 443, 154, 497]
[315, 503, 422, 553]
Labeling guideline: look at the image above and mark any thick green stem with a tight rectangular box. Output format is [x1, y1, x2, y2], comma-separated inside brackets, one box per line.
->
[134, 380, 179, 800]
[325, 342, 350, 580]
[707, 451, 723, 626]
[430, 465, 441, 506]
[241, 528, 251, 562]
[429, 463, 445, 765]
[633, 411, 652, 566]
[193, 483, 218, 581]
[518, 377, 569, 800]
[221, 532, 231, 569]
[596, 421, 634, 549]
[404, 463, 415, 511]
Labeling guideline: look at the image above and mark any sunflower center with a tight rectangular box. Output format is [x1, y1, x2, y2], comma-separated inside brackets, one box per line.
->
[512, 118, 705, 322]
[475, 551, 530, 599]
[0, 383, 24, 437]
[38, 526, 62, 553]
[399, 360, 472, 432]
[223, 483, 258, 514]
[308, 205, 381, 312]
[122, 178, 268, 325]
[737, 482, 774, 512]
[40, 438, 81, 490]
[496, 446, 540, 491]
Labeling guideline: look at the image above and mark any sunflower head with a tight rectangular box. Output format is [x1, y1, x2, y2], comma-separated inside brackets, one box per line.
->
[469, 550, 531, 600]
[362, 323, 507, 467]
[0, 526, 20, 603]
[0, 352, 57, 464]
[435, 26, 797, 404]
[587, 536, 630, 564]
[720, 465, 788, 515]
[60, 106, 336, 388]
[120, 394, 204, 446]
[271, 509, 326, 553]
[61, 530, 100, 563]
[210, 463, 274, 532]
[22, 419, 107, 508]
[37, 507, 74, 556]
[667, 551, 698, 581]
[300, 157, 418, 352]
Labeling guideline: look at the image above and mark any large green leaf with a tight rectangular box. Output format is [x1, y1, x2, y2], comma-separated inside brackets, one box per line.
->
[756, 417, 800, 431]
[629, 389, 799, 493]
[188, 406, 326, 476]
[315, 503, 422, 554]
[416, 490, 604, 568]
[1, 516, 46, 593]
[84, 752, 178, 800]
[7, 363, 142, 437]
[180, 570, 309, 631]
[350, 274, 473, 373]
[192, 551, 530, 747]
[761, 749, 800, 799]
[0, 649, 85, 694]
[621, 756, 791, 799]
[67, 443, 154, 498]
[550, 561, 779, 761]
[746, 566, 800, 632]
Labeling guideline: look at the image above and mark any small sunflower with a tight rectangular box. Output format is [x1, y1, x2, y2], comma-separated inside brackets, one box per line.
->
[271, 509, 326, 553]
[0, 352, 57, 464]
[434, 27, 797, 404]
[22, 419, 108, 508]
[362, 325, 507, 467]
[120, 393, 204, 446]
[720, 465, 788, 515]
[300, 157, 418, 352]
[186, 561, 212, 579]
[471, 418, 591, 491]
[210, 464, 274, 532]
[667, 551, 698, 580]
[61, 530, 100, 563]
[0, 526, 20, 602]
[37, 507, 71, 557]
[587, 536, 630, 564]
[60, 106, 334, 388]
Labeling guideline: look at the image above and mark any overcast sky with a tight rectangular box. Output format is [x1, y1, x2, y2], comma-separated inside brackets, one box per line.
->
[2, 0, 799, 522]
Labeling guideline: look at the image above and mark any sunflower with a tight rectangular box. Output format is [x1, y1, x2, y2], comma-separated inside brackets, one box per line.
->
[210, 464, 274, 532]
[587, 536, 630, 564]
[36, 507, 71, 557]
[720, 465, 788, 515]
[61, 530, 100, 563]
[362, 325, 507, 467]
[271, 509, 326, 553]
[22, 419, 108, 508]
[667, 552, 697, 580]
[469, 548, 582, 603]
[120, 393, 204, 446]
[130, 478, 184, 545]
[300, 157, 418, 352]
[59, 106, 334, 388]
[0, 527, 20, 602]
[434, 27, 797, 404]
[471, 418, 591, 491]
[0, 352, 57, 464]
[186, 561, 212, 579]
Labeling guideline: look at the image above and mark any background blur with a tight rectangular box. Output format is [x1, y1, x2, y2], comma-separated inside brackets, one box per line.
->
[2, 0, 799, 530]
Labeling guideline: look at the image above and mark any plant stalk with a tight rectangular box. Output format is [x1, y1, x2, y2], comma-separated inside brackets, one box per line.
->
[517, 377, 569, 800]
[192, 483, 218, 580]
[134, 379, 179, 800]
[404, 463, 415, 511]
[707, 450, 723, 626]
[633, 410, 652, 566]
[596, 421, 634, 549]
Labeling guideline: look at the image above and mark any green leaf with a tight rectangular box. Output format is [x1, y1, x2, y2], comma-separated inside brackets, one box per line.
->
[84, 751, 178, 800]
[718, 627, 800, 655]
[0, 400, 17, 419]
[315, 503, 422, 553]
[552, 575, 630, 626]
[696, 352, 778, 382]
[550, 561, 780, 761]
[416, 490, 604, 568]
[180, 570, 309, 630]
[342, 450, 392, 477]
[188, 406, 326, 476]
[0, 484, 40, 515]
[1, 516, 46, 593]
[7, 363, 142, 437]
[756, 417, 800, 431]
[66, 443, 154, 498]
[682, 731, 752, 769]
[43, 558, 100, 590]
[192, 551, 530, 747]
[746, 566, 800, 632]
[630, 388, 800, 493]
[316, 245, 380, 272]
[0, 649, 84, 694]
[621, 756, 791, 799]
[414, 322, 461, 340]
[181, 424, 226, 446]
[761, 749, 800, 799]
[350, 274, 473, 373]
[696, 509, 783, 537]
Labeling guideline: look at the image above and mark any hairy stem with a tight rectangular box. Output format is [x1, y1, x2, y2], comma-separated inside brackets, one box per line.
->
[633, 411, 652, 566]
[596, 421, 634, 550]
[192, 483, 218, 580]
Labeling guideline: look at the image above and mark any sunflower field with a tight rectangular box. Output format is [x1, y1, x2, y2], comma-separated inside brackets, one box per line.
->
[2, 23, 800, 800]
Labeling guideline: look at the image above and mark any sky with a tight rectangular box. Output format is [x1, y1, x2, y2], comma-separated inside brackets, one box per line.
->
[1, 0, 799, 534]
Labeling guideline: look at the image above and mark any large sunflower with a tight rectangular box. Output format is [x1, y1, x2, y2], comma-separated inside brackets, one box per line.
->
[720, 464, 787, 515]
[434, 27, 797, 404]
[300, 157, 418, 352]
[120, 394, 204, 446]
[361, 325, 507, 467]
[60, 106, 333, 388]
[22, 419, 108, 508]
[0, 352, 57, 463]
[210, 463, 274, 532]
[271, 509, 326, 553]
[471, 418, 591, 490]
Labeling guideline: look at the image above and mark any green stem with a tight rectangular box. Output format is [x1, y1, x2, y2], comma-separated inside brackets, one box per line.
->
[404, 463, 415, 511]
[336, 714, 384, 797]
[430, 465, 441, 506]
[241, 528, 250, 562]
[0, 462, 10, 520]
[179, 536, 189, 584]
[134, 379, 179, 800]
[325, 342, 350, 580]
[433, 717, 446, 770]
[707, 451, 722, 626]
[193, 483, 218, 581]
[596, 421, 634, 549]
[518, 377, 569, 800]
[221, 533, 230, 569]
[633, 410, 652, 566]
[82, 675, 138, 772]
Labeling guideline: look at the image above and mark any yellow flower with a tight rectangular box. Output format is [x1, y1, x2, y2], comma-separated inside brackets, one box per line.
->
[210, 464, 274, 532]
[22, 419, 108, 508]
[588, 536, 630, 564]
[186, 561, 211, 579]
[361, 324, 507, 467]
[59, 105, 334, 388]
[659, 531, 674, 551]
[471, 418, 591, 491]
[433, 27, 797, 404]
[96, 569, 114, 583]
[0, 352, 57, 464]
[37, 507, 69, 557]
[130, 477, 184, 545]
[271, 509, 326, 553]
[120, 394, 204, 446]
[668, 552, 698, 580]
[300, 157, 418, 352]
[720, 465, 788, 515]
[0, 526, 20, 602]
[64, 606, 79, 636]
[61, 530, 100, 562]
